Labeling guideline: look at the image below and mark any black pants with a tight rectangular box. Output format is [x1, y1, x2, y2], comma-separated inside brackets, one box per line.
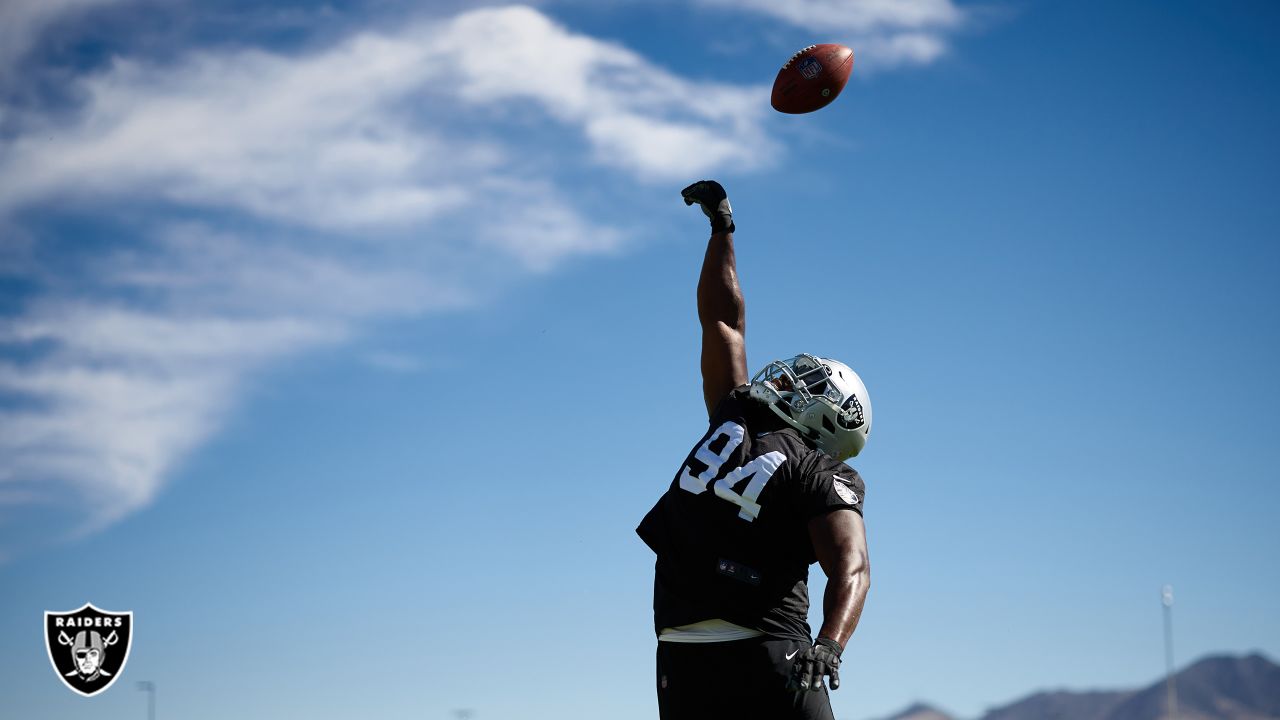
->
[656, 636, 836, 720]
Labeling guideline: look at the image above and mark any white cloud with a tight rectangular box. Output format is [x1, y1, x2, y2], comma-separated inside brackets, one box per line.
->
[0, 42, 473, 229]
[0, 5, 774, 554]
[438, 6, 773, 179]
[859, 31, 950, 66]
[696, 0, 967, 69]
[481, 195, 624, 271]
[0, 5, 770, 224]
[0, 216, 485, 545]
[101, 223, 469, 318]
[719, 0, 963, 32]
[0, 308, 328, 523]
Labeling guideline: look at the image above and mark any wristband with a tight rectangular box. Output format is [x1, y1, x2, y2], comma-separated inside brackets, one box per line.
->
[815, 636, 843, 657]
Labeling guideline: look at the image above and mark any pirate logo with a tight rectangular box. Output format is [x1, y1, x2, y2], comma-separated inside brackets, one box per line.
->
[44, 603, 133, 697]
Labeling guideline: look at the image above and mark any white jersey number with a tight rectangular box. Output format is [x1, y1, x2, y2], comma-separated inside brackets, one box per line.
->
[677, 421, 785, 521]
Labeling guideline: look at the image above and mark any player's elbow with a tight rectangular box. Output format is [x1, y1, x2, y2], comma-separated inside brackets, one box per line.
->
[701, 322, 746, 362]
[698, 298, 745, 335]
[696, 275, 745, 330]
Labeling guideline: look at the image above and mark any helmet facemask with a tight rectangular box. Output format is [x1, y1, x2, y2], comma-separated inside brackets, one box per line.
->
[748, 353, 871, 460]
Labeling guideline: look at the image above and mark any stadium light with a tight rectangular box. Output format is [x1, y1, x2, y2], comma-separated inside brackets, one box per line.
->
[136, 680, 155, 720]
[1161, 585, 1177, 720]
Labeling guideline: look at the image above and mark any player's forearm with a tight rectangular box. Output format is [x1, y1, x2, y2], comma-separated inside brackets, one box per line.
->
[816, 557, 869, 648]
[697, 231, 745, 334]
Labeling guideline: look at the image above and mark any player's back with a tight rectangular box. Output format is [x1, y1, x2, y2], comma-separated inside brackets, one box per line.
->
[637, 387, 864, 640]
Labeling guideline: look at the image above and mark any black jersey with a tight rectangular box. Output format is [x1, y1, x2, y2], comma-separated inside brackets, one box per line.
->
[636, 386, 865, 641]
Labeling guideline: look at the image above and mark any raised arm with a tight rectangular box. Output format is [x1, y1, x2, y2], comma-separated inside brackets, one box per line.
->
[681, 180, 748, 416]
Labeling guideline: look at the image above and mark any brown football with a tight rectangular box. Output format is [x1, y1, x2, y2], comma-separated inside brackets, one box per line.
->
[770, 44, 854, 114]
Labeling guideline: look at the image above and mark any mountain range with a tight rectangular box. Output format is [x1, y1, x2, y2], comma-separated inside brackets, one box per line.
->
[872, 653, 1280, 720]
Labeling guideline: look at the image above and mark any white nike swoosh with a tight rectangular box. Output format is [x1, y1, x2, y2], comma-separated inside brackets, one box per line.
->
[786, 649, 799, 660]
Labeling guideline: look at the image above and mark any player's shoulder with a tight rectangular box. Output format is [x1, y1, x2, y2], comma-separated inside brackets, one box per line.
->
[800, 450, 865, 512]
[810, 451, 861, 478]
[798, 447, 865, 489]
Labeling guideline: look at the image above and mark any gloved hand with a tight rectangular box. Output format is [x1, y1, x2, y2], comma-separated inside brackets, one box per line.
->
[788, 637, 843, 692]
[681, 180, 735, 233]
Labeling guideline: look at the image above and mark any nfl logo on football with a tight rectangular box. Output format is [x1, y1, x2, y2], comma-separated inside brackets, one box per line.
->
[798, 57, 823, 80]
[44, 603, 134, 697]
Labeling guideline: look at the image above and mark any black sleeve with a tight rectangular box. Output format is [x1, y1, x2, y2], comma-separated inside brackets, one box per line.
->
[795, 452, 865, 518]
[707, 384, 752, 422]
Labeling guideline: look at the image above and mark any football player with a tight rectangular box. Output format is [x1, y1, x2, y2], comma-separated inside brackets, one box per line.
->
[637, 180, 872, 720]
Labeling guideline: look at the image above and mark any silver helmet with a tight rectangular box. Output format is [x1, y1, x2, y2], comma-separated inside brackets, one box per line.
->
[748, 353, 872, 460]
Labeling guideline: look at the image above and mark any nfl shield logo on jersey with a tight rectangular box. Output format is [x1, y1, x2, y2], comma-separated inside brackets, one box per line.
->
[44, 603, 133, 697]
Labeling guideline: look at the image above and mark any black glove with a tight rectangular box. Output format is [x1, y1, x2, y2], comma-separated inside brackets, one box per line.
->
[788, 637, 843, 692]
[680, 180, 735, 233]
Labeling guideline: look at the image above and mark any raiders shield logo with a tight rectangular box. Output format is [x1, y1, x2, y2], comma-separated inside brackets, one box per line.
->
[44, 603, 133, 697]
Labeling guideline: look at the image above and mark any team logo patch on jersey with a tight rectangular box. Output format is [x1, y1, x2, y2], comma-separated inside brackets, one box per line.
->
[45, 603, 133, 697]
[832, 475, 860, 506]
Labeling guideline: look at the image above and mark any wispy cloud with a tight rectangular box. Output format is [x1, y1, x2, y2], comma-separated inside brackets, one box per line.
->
[696, 0, 968, 68]
[0, 4, 773, 554]
[0, 5, 772, 224]
[0, 301, 339, 530]
[0, 220, 444, 540]
[438, 7, 774, 179]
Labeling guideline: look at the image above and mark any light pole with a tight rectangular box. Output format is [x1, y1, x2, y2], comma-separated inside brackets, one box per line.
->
[1161, 585, 1177, 720]
[136, 680, 155, 720]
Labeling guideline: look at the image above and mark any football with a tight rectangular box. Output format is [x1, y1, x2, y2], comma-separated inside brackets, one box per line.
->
[770, 44, 854, 114]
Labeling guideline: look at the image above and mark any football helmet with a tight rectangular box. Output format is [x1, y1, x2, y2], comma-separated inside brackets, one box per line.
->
[748, 353, 871, 460]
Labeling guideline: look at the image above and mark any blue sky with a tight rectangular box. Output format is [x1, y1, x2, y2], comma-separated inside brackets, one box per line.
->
[1, 1, 1278, 718]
